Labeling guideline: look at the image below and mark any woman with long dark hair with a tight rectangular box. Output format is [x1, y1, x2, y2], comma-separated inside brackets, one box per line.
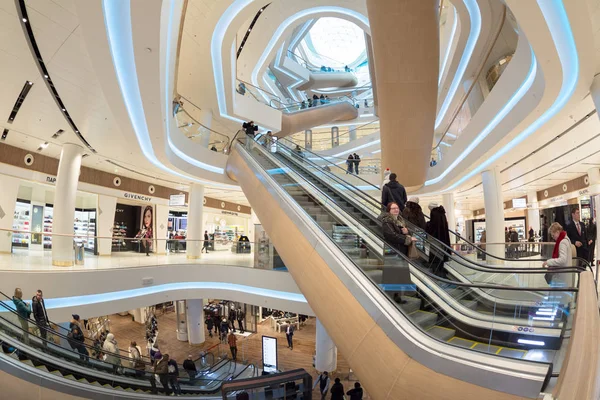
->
[141, 205, 153, 256]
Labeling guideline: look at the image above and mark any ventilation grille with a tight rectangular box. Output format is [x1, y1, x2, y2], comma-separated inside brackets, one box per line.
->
[7, 81, 34, 123]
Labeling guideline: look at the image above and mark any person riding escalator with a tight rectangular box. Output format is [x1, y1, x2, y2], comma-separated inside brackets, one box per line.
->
[426, 203, 451, 279]
[379, 202, 417, 304]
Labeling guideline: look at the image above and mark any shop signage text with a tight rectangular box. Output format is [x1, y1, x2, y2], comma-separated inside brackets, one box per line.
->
[46, 176, 56, 184]
[123, 192, 152, 202]
[221, 211, 239, 216]
[579, 189, 589, 196]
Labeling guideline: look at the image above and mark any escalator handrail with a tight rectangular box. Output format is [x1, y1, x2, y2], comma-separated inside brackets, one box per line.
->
[238, 138, 581, 289]
[275, 138, 591, 275]
[234, 139, 566, 367]
[273, 139, 586, 275]
[0, 326, 227, 394]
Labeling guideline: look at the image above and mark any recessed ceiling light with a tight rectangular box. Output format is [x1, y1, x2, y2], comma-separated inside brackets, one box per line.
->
[28, 81, 33, 85]
[44, 74, 48, 78]
[62, 108, 66, 111]
[22, 18, 27, 22]
[39, 142, 49, 149]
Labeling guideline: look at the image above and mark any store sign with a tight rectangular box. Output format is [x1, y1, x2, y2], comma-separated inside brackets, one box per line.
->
[169, 194, 186, 206]
[45, 176, 56, 184]
[512, 198, 527, 209]
[123, 192, 152, 202]
[221, 211, 239, 216]
[579, 189, 590, 196]
[262, 336, 278, 373]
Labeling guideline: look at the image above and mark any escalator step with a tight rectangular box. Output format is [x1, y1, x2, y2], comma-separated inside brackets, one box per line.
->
[35, 365, 49, 372]
[20, 359, 34, 367]
[472, 343, 502, 354]
[409, 310, 438, 329]
[124, 388, 135, 392]
[50, 370, 63, 377]
[77, 378, 89, 383]
[427, 326, 456, 342]
[459, 299, 478, 310]
[90, 381, 102, 386]
[447, 337, 476, 349]
[399, 296, 422, 314]
[497, 348, 527, 359]
[64, 374, 76, 381]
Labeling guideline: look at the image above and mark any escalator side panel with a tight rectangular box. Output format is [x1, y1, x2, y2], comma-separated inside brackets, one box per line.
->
[226, 144, 539, 400]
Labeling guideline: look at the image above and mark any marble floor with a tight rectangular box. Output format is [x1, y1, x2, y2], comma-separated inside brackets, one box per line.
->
[0, 248, 254, 271]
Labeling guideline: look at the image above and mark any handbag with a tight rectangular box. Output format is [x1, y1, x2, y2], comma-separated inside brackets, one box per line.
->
[544, 272, 555, 285]
[408, 242, 419, 259]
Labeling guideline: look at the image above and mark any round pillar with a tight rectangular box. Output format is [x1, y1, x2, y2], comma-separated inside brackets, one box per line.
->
[366, 0, 438, 188]
[186, 299, 205, 345]
[315, 319, 337, 372]
[331, 127, 339, 147]
[442, 193, 456, 244]
[52, 143, 84, 266]
[526, 191, 540, 238]
[176, 300, 188, 342]
[186, 184, 204, 259]
[304, 130, 312, 150]
[348, 125, 357, 141]
[481, 168, 505, 261]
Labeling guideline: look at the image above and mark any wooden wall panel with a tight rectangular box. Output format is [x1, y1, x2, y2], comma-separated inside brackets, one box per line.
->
[537, 175, 588, 201]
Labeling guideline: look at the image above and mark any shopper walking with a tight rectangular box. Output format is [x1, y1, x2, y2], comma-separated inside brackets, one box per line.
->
[285, 324, 294, 350]
[312, 371, 331, 400]
[346, 382, 363, 400]
[13, 288, 31, 345]
[205, 315, 214, 337]
[381, 173, 408, 212]
[346, 154, 354, 174]
[329, 378, 344, 400]
[426, 203, 452, 278]
[228, 331, 238, 361]
[183, 355, 197, 380]
[32, 289, 50, 345]
[102, 333, 121, 375]
[220, 318, 229, 343]
[236, 307, 245, 333]
[202, 231, 210, 253]
[167, 357, 181, 395]
[402, 197, 426, 230]
[352, 153, 361, 175]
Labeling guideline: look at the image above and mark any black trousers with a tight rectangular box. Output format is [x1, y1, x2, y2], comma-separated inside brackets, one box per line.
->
[286, 334, 293, 348]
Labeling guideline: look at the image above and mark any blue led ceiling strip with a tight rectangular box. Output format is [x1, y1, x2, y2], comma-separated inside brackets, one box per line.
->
[42, 282, 307, 310]
[440, 0, 579, 192]
[436, 0, 481, 129]
[439, 6, 459, 86]
[103, 0, 230, 183]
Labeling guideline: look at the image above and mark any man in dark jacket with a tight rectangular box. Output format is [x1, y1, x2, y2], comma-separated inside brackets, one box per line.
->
[329, 378, 344, 400]
[587, 219, 597, 263]
[32, 289, 50, 345]
[183, 354, 197, 379]
[205, 315, 214, 337]
[69, 325, 88, 360]
[154, 354, 171, 395]
[228, 308, 237, 332]
[13, 288, 31, 344]
[352, 153, 361, 175]
[346, 382, 363, 400]
[381, 173, 408, 211]
[236, 307, 245, 333]
[167, 357, 181, 395]
[566, 208, 590, 261]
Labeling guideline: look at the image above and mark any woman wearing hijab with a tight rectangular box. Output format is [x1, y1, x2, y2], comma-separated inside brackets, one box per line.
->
[402, 197, 426, 230]
[102, 333, 121, 374]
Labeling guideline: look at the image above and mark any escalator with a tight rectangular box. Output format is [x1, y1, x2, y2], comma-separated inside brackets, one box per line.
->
[0, 294, 254, 398]
[226, 136, 585, 399]
[268, 138, 578, 350]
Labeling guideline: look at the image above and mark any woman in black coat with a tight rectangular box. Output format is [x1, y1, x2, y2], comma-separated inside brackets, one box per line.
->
[426, 204, 452, 278]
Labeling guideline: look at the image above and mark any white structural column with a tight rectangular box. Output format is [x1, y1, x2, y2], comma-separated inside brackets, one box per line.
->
[97, 195, 117, 256]
[442, 193, 456, 243]
[52, 143, 84, 266]
[588, 167, 600, 272]
[315, 319, 337, 372]
[527, 191, 540, 237]
[348, 125, 357, 141]
[186, 299, 205, 345]
[481, 167, 505, 260]
[198, 109, 213, 148]
[0, 175, 21, 253]
[155, 204, 169, 255]
[186, 184, 205, 259]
